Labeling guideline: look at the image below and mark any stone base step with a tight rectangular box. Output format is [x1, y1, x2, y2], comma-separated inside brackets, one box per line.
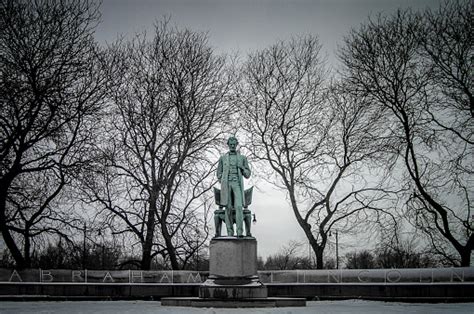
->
[161, 297, 306, 308]
[199, 278, 268, 299]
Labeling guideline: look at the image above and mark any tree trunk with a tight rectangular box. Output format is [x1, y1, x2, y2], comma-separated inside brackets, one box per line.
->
[23, 227, 31, 268]
[141, 246, 152, 270]
[162, 220, 179, 270]
[460, 234, 473, 267]
[315, 247, 324, 269]
[460, 249, 471, 267]
[141, 197, 157, 270]
[0, 182, 27, 269]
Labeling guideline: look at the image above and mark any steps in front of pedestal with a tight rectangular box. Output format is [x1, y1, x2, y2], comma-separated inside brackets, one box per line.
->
[161, 297, 306, 308]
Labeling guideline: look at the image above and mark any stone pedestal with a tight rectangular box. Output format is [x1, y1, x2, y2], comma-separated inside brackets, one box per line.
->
[162, 236, 305, 307]
[199, 237, 267, 299]
[209, 237, 258, 277]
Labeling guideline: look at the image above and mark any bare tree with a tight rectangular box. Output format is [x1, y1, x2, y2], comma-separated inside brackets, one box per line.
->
[82, 21, 233, 270]
[264, 241, 310, 270]
[375, 240, 437, 269]
[0, 0, 106, 268]
[421, 0, 473, 129]
[239, 36, 393, 269]
[345, 250, 375, 269]
[339, 3, 473, 266]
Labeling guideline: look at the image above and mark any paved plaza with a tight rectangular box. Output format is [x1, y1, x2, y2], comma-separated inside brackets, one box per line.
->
[0, 300, 473, 314]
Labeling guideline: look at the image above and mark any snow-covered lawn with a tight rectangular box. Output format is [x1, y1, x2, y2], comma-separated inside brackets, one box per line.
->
[0, 300, 473, 314]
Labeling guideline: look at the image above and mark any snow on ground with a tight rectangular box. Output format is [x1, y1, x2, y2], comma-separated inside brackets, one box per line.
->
[0, 300, 473, 314]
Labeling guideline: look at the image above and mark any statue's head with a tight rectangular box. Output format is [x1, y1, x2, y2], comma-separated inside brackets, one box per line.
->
[227, 136, 238, 152]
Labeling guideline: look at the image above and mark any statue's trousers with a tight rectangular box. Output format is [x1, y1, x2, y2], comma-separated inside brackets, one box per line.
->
[227, 180, 244, 236]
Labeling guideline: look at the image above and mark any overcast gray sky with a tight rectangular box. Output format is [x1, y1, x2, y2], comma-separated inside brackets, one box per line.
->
[96, 0, 441, 64]
[94, 0, 442, 259]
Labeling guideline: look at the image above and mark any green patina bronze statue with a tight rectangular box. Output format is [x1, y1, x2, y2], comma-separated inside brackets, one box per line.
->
[214, 136, 253, 238]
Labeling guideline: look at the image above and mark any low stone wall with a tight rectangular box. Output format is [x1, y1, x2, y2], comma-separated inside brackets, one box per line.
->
[2, 267, 473, 284]
[266, 283, 474, 302]
[1, 268, 473, 302]
[0, 282, 199, 300]
[0, 282, 473, 302]
[258, 268, 474, 284]
[0, 269, 206, 284]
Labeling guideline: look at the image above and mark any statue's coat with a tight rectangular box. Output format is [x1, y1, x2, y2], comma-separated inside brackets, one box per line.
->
[217, 152, 251, 207]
